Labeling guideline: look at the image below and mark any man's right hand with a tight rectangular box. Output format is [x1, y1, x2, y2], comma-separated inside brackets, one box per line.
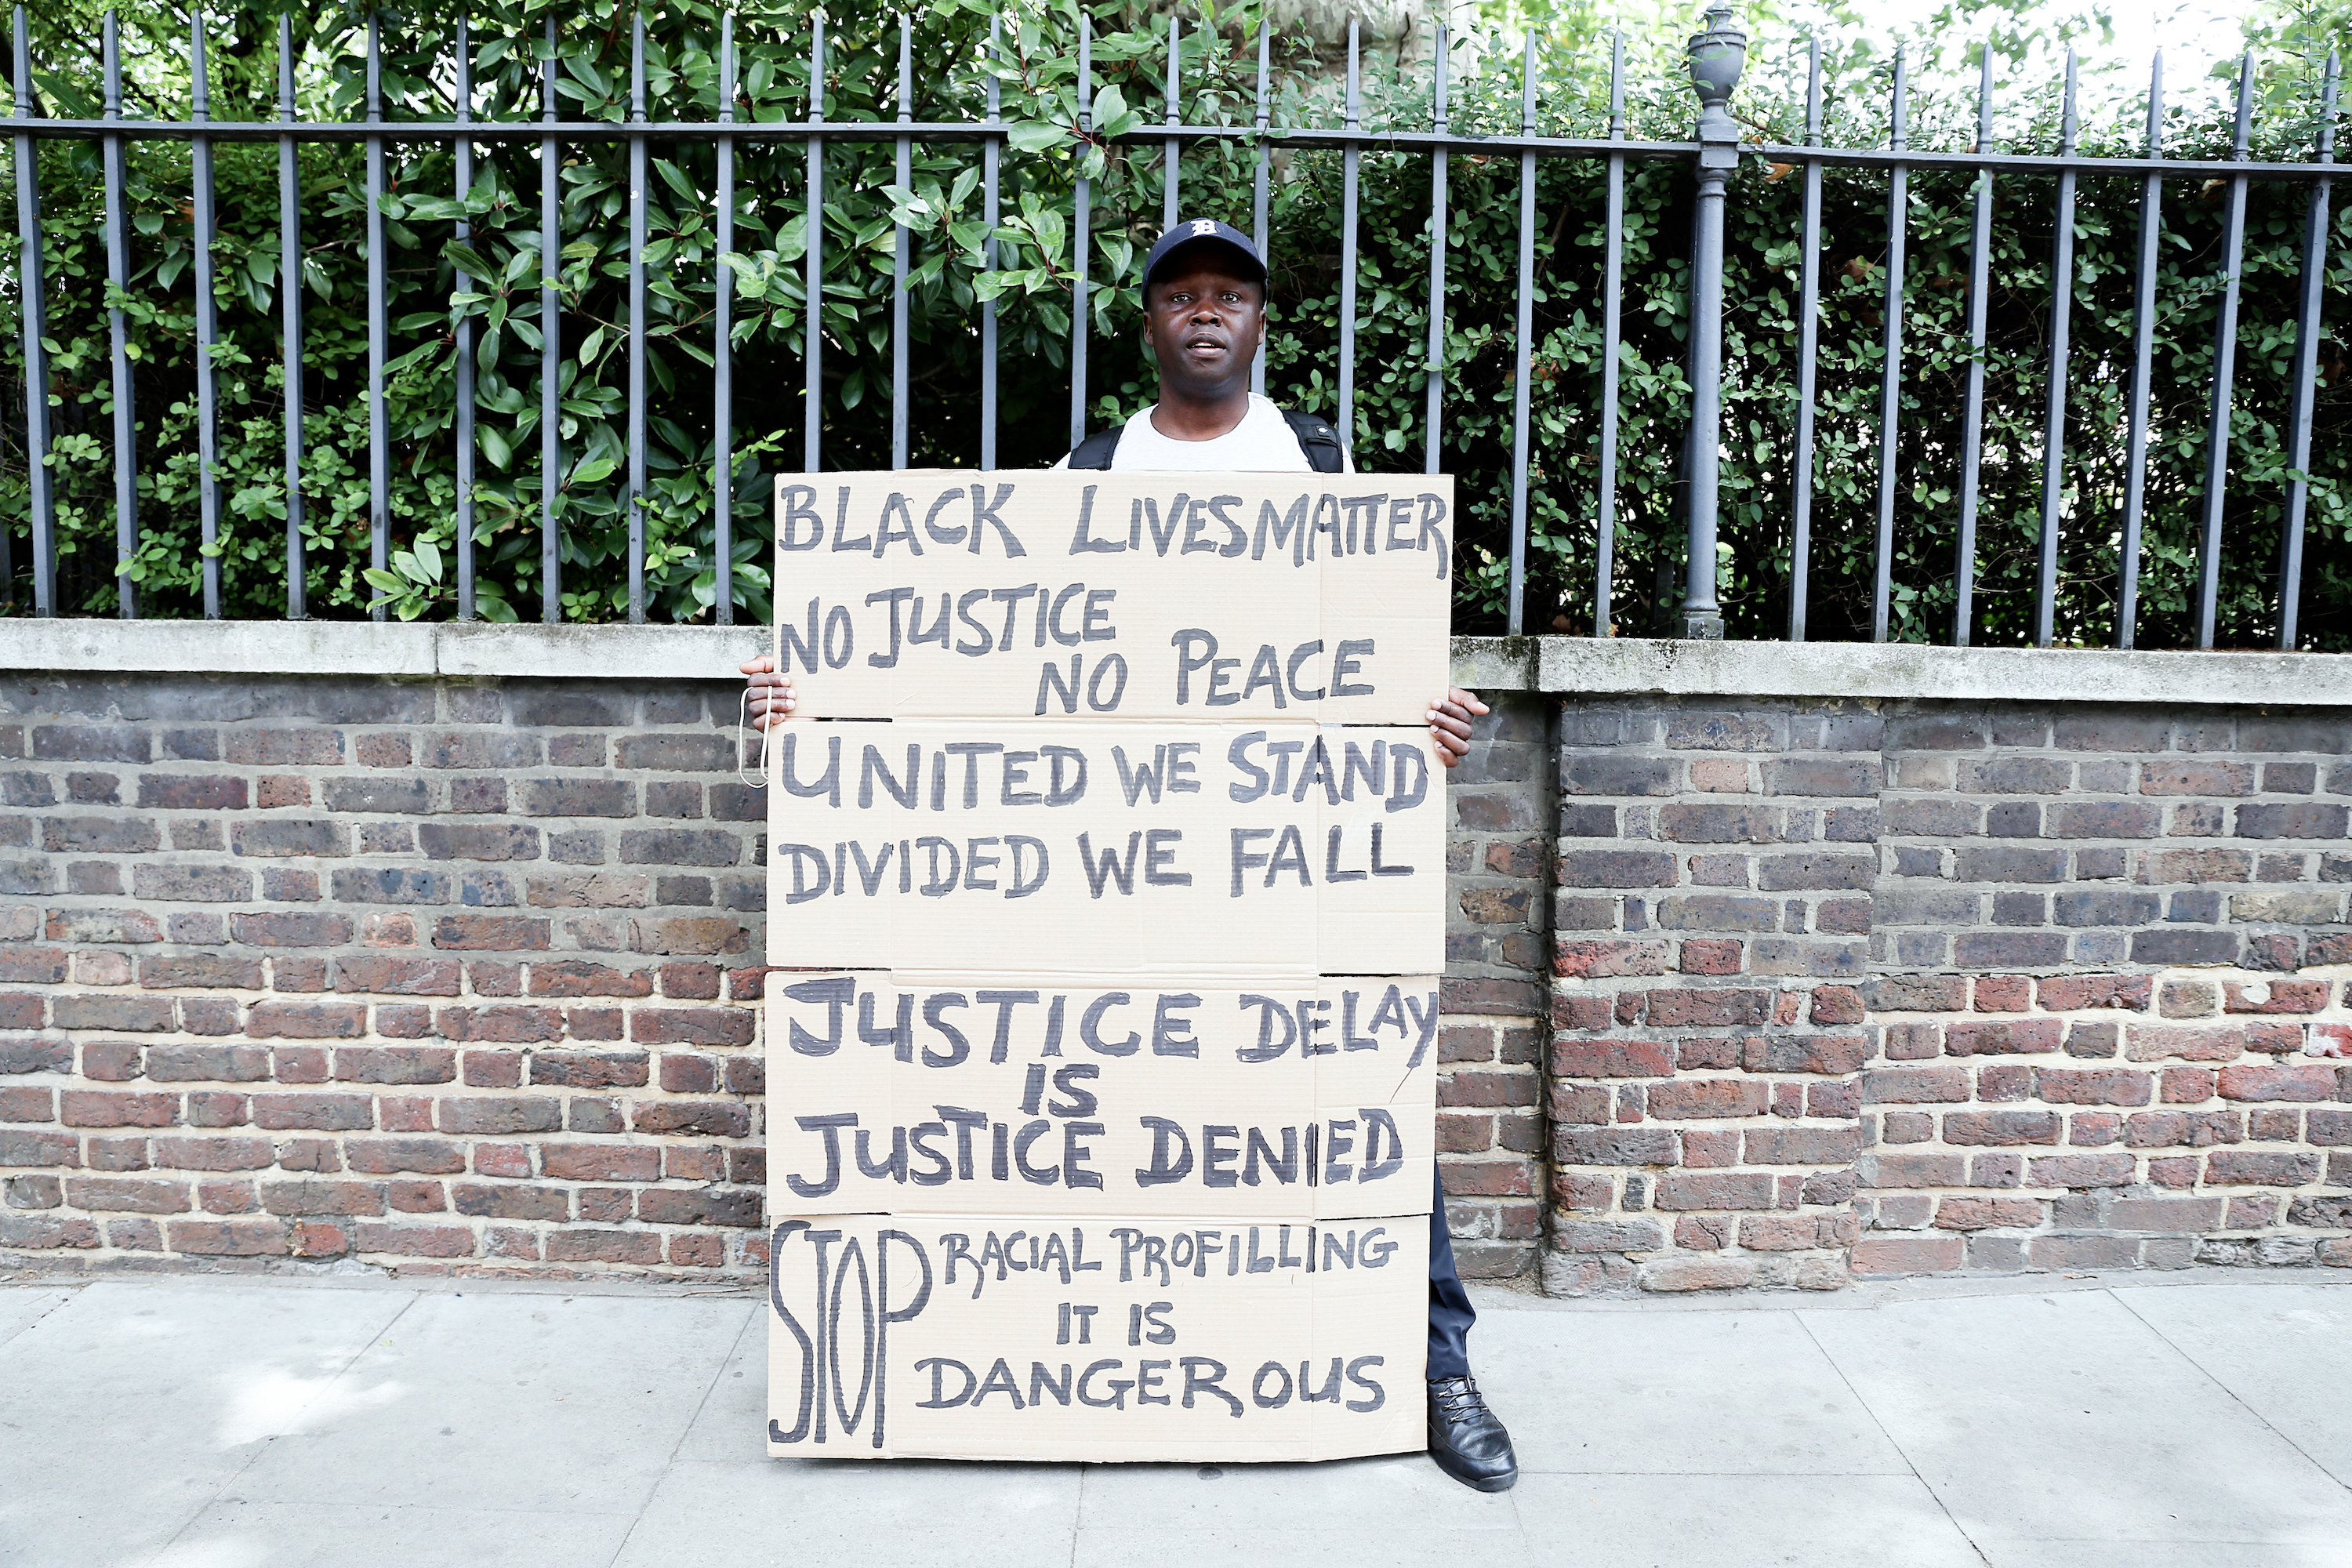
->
[742, 655, 795, 731]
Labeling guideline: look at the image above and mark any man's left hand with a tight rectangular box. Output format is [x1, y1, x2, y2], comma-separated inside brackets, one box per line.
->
[1429, 688, 1489, 768]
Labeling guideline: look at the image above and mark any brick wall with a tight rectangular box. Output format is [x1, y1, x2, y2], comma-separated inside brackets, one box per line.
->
[10, 666, 2345, 1290]
[0, 672, 1561, 1283]
[1541, 697, 2352, 1293]
[1439, 693, 1555, 1278]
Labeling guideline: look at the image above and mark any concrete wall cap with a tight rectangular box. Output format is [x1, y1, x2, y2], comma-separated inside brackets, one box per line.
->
[2, 620, 2347, 706]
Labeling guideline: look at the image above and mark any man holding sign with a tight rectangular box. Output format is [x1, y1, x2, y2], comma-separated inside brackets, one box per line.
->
[743, 220, 1516, 1493]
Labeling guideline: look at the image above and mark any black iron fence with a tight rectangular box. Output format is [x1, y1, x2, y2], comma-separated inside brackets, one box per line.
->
[2, 4, 2346, 647]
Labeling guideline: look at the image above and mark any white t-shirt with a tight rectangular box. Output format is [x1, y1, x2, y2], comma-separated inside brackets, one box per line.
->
[1054, 393, 1354, 473]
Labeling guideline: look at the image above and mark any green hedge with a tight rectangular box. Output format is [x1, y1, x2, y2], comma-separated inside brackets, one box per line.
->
[2, 0, 2347, 645]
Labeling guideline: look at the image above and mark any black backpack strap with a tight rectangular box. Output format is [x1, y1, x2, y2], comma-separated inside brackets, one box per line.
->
[1065, 426, 1123, 470]
[1279, 408, 1347, 474]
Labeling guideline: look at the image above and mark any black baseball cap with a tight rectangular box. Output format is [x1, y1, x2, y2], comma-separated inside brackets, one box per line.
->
[1141, 218, 1267, 294]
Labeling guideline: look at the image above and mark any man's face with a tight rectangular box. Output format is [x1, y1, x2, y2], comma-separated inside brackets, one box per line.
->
[1141, 251, 1266, 394]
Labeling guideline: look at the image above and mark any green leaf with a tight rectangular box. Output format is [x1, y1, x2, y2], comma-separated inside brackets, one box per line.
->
[1006, 119, 1066, 153]
[478, 424, 513, 470]
[571, 456, 618, 485]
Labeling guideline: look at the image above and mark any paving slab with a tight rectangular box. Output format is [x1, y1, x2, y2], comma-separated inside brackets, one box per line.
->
[612, 1457, 1080, 1567]
[1073, 1522, 1539, 1568]
[1075, 1449, 1521, 1534]
[1801, 1288, 2352, 1549]
[230, 1290, 746, 1515]
[0, 1280, 412, 1568]
[2118, 1282, 2352, 1490]
[0, 1283, 73, 1348]
[1513, 1473, 1985, 1568]
[1976, 1544, 2352, 1568]
[1471, 1305, 1907, 1476]
[150, 1500, 636, 1568]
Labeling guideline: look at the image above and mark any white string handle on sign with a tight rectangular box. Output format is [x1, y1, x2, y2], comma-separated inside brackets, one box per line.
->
[737, 684, 771, 792]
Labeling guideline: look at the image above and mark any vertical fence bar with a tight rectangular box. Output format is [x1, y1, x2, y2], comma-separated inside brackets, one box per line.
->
[980, 16, 999, 468]
[1869, 49, 1907, 643]
[278, 16, 304, 618]
[11, 9, 52, 615]
[1250, 21, 1269, 397]
[1421, 23, 1447, 477]
[1951, 53, 1995, 646]
[101, 11, 135, 617]
[454, 16, 476, 621]
[2118, 54, 2163, 648]
[626, 10, 647, 621]
[891, 13, 910, 471]
[1504, 31, 1535, 637]
[1592, 31, 1626, 638]
[1162, 13, 1179, 231]
[713, 12, 735, 620]
[804, 13, 824, 474]
[2193, 56, 2256, 650]
[2278, 53, 2339, 650]
[191, 15, 220, 619]
[539, 17, 562, 620]
[2033, 50, 2079, 648]
[1786, 37, 1820, 642]
[1337, 20, 1361, 452]
[1679, 8, 1744, 641]
[365, 15, 389, 621]
[1070, 16, 1091, 447]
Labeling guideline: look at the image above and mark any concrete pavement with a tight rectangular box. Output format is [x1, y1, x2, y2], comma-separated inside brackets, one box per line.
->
[2, 1269, 2348, 1567]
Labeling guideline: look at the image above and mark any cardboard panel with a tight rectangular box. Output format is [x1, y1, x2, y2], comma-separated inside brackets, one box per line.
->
[764, 720, 1445, 977]
[770, 471, 1452, 724]
[764, 1211, 1428, 1461]
[764, 975, 1438, 1219]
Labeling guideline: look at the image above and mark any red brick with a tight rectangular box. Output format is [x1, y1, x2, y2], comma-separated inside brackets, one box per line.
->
[668, 1233, 725, 1268]
[629, 1007, 755, 1047]
[526, 1051, 649, 1089]
[1645, 989, 1771, 1029]
[1677, 939, 1743, 976]
[185, 1091, 249, 1127]
[0, 946, 67, 983]
[2161, 1067, 2220, 1103]
[463, 1051, 523, 1088]
[230, 912, 353, 948]
[151, 1136, 275, 1171]
[473, 1143, 531, 1178]
[2206, 1150, 2321, 1185]
[637, 1188, 763, 1228]
[354, 1221, 475, 1258]
[2217, 1064, 2336, 1102]
[659, 962, 724, 1000]
[0, 1214, 100, 1249]
[433, 915, 552, 951]
[1646, 1080, 1769, 1120]
[246, 1002, 368, 1040]
[1944, 1018, 2063, 1057]
[345, 1138, 467, 1175]
[1851, 1235, 1965, 1273]
[334, 956, 463, 996]
[1807, 985, 1864, 1025]
[546, 1229, 662, 1265]
[60, 1091, 178, 1128]
[389, 1180, 447, 1211]
[666, 1146, 728, 1182]
[542, 1143, 662, 1181]
[1743, 1127, 1860, 1164]
[438, 1006, 565, 1044]
[64, 1176, 189, 1213]
[1549, 1039, 1672, 1079]
[438, 1098, 563, 1135]
[260, 1179, 387, 1218]
[1655, 1171, 1775, 1210]
[169, 1218, 289, 1255]
[1862, 1066, 1969, 1105]
[2034, 1069, 2154, 1106]
[1945, 1111, 2061, 1146]
[379, 1096, 434, 1132]
[528, 960, 654, 998]
[2128, 1025, 2245, 1063]
[565, 1007, 626, 1041]
[1437, 1160, 1532, 1198]
[452, 1182, 569, 1221]
[1973, 975, 2031, 1013]
[334, 1047, 457, 1085]
[252, 1093, 373, 1131]
[2026, 1152, 2136, 1187]
[579, 1185, 632, 1221]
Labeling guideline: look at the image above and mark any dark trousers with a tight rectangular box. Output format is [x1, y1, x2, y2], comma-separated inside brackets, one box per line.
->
[1427, 1166, 1475, 1380]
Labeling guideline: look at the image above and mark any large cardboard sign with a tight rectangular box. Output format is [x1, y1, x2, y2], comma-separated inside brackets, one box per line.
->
[764, 720, 1445, 976]
[768, 471, 1452, 724]
[765, 1212, 1427, 1461]
[766, 468, 1452, 1465]
[764, 975, 1438, 1219]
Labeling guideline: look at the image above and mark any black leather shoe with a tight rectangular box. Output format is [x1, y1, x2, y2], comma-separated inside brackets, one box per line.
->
[1427, 1374, 1518, 1491]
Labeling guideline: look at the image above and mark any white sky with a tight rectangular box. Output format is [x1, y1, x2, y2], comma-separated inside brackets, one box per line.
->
[1869, 0, 2260, 75]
